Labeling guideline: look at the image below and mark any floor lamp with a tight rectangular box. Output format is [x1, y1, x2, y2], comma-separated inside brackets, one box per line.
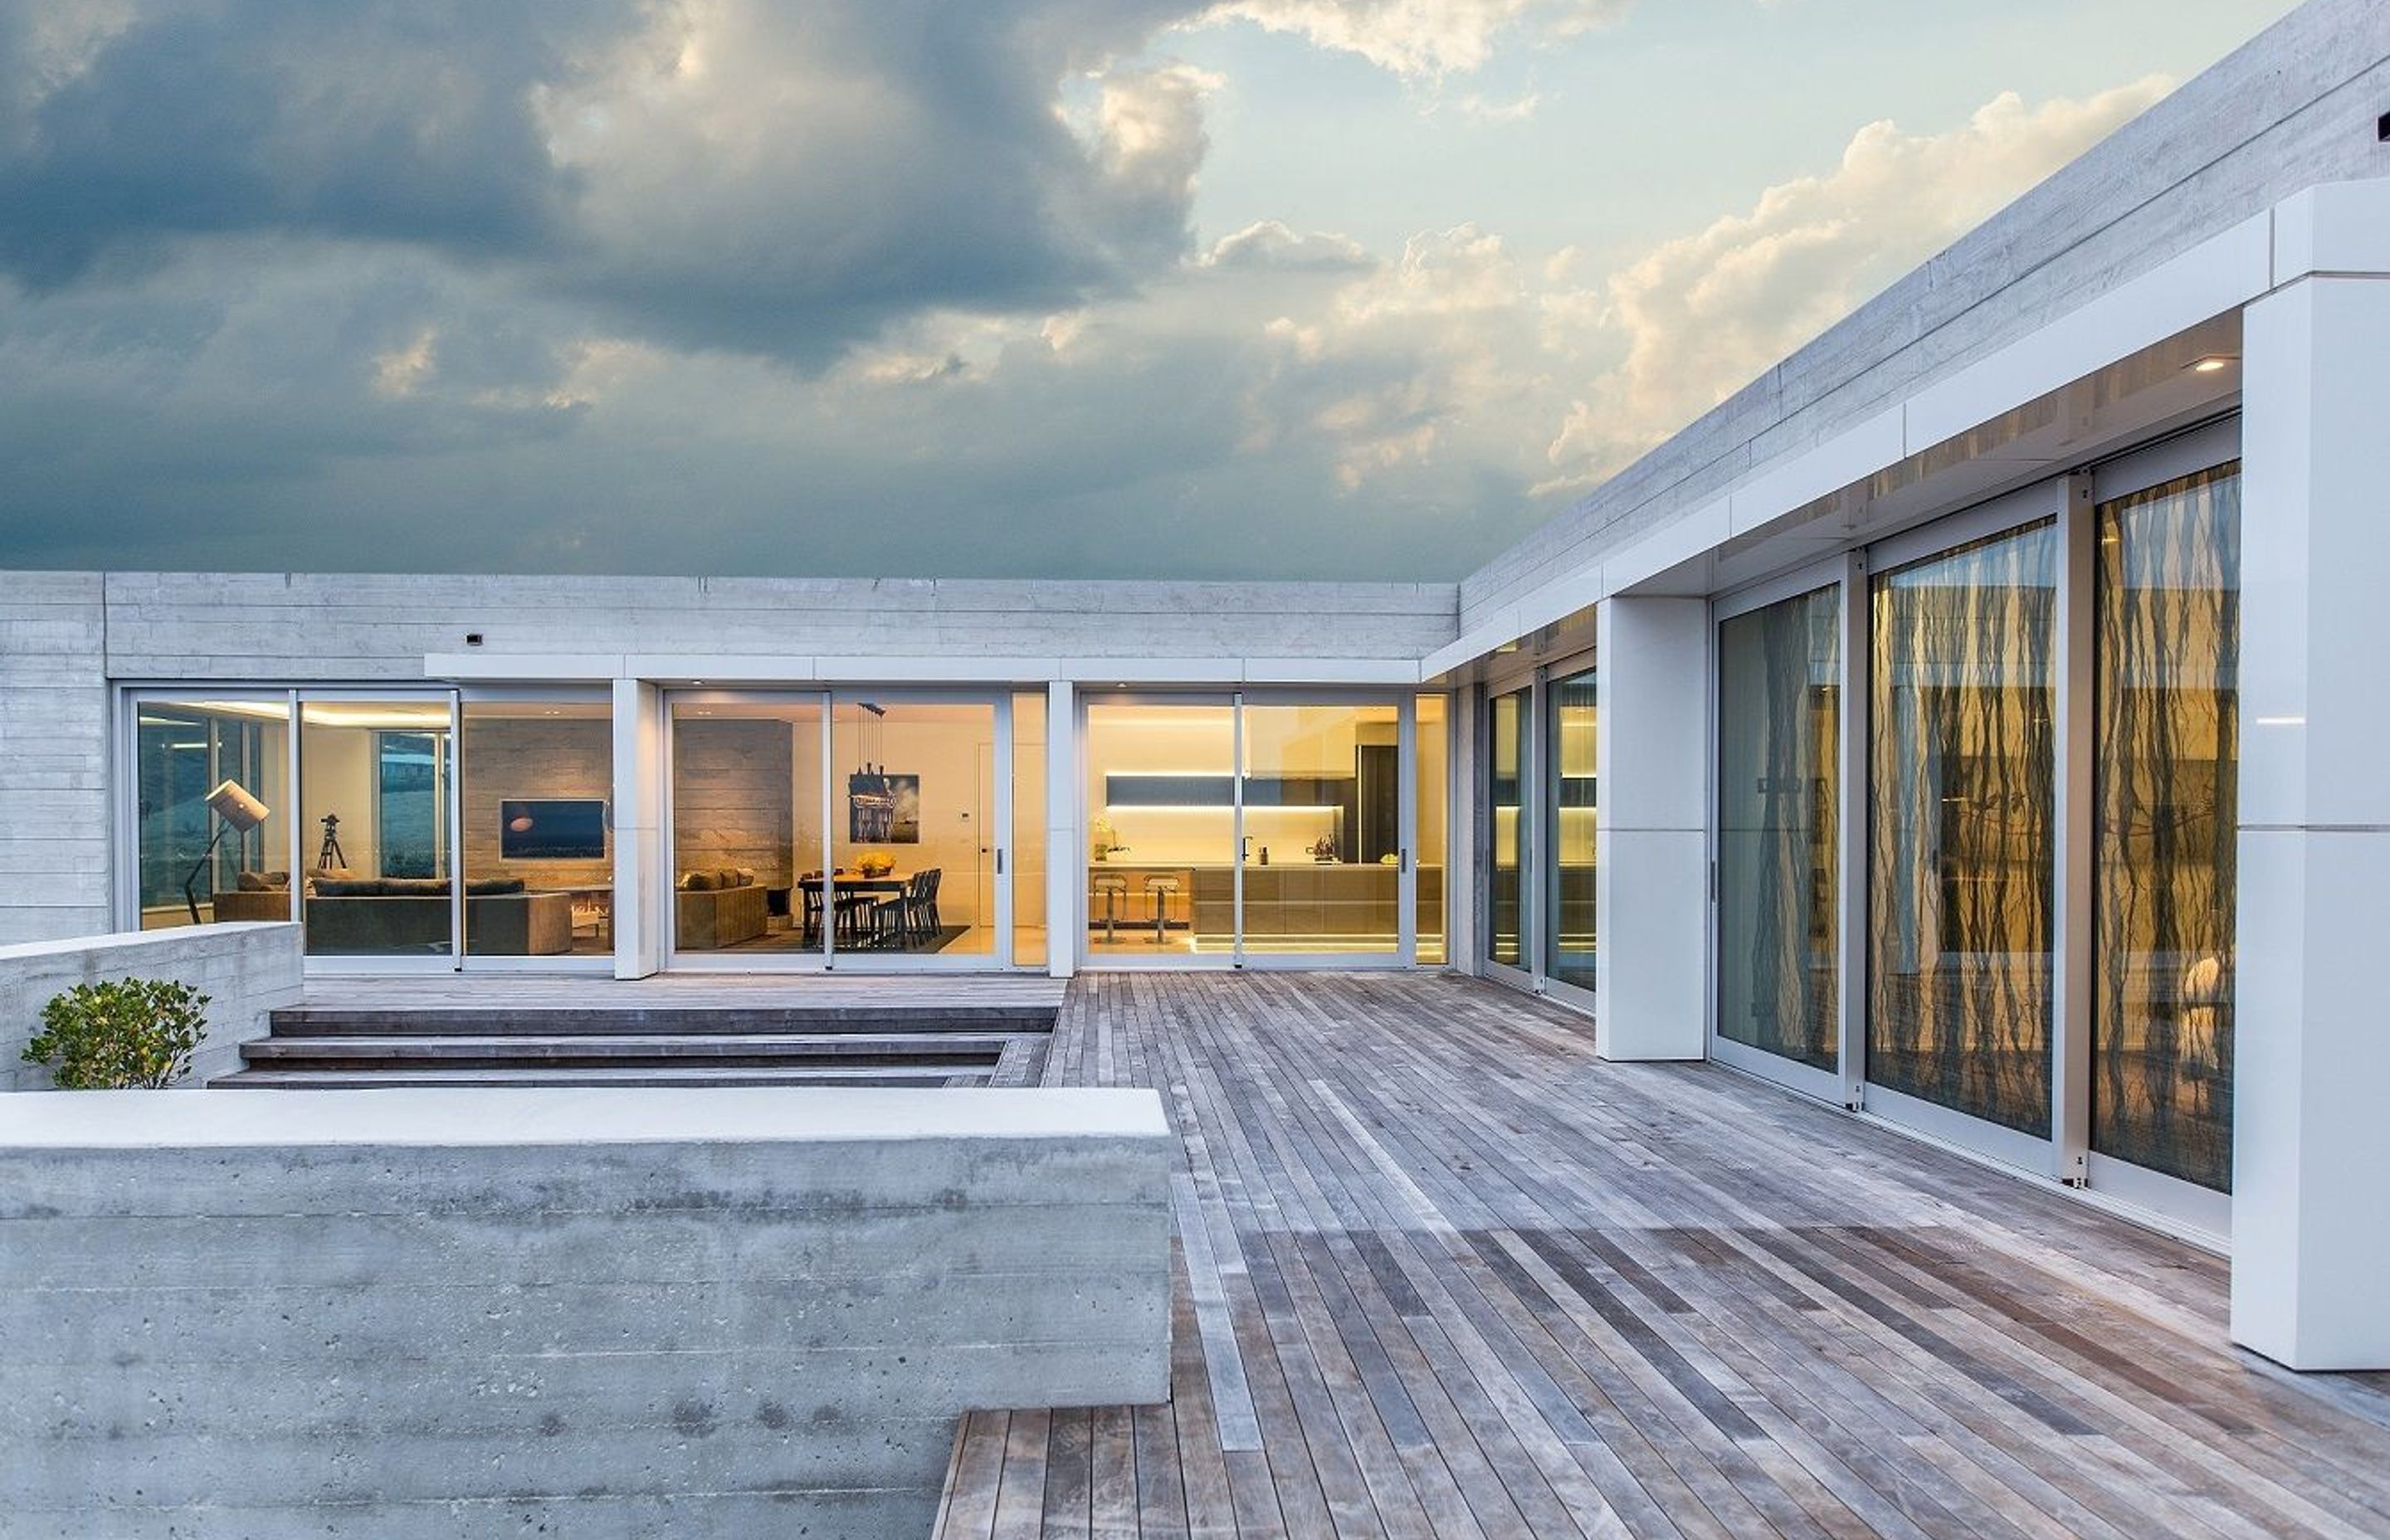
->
[183, 779, 271, 925]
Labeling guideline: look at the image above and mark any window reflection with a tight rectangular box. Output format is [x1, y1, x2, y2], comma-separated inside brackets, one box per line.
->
[1718, 587, 1839, 1070]
[1487, 689, 1528, 967]
[1869, 522, 2057, 1136]
[2093, 465, 2239, 1192]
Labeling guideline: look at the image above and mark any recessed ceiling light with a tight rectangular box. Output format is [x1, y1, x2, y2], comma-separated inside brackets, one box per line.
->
[2188, 355, 2236, 374]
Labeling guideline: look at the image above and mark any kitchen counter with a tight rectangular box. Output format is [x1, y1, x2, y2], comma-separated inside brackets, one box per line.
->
[1089, 862, 1443, 939]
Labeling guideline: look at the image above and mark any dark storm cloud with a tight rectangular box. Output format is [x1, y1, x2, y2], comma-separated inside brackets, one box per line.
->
[0, 0, 1205, 361]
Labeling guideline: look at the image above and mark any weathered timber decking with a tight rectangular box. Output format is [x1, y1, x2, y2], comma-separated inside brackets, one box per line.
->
[935, 972, 2390, 1539]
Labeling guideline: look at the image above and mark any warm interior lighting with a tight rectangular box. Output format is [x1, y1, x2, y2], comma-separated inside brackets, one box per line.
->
[2188, 355, 2236, 374]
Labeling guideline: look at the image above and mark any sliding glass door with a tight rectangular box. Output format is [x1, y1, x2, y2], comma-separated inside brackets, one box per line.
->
[1485, 686, 1531, 977]
[667, 690, 1021, 970]
[1713, 578, 1843, 1096]
[1081, 692, 1432, 967]
[1544, 667, 1597, 1002]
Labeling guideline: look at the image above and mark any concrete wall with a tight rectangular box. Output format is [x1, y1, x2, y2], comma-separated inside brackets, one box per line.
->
[0, 1086, 1170, 1538]
[100, 572, 1460, 680]
[1456, 0, 2390, 634]
[0, 571, 112, 942]
[1, 923, 303, 1089]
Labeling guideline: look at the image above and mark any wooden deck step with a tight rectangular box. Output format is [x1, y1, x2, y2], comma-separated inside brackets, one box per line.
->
[215, 1064, 975, 1089]
[239, 1031, 1020, 1069]
[264, 1003, 1059, 1037]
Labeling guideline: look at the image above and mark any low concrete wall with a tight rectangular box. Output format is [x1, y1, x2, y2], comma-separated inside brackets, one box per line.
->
[1, 923, 304, 1089]
[0, 1086, 1173, 1538]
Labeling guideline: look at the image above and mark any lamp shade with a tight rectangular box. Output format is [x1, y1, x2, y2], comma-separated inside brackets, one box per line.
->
[204, 779, 270, 832]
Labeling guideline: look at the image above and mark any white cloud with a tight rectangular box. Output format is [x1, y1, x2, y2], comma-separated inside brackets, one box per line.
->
[1200, 0, 1629, 78]
[1539, 75, 2174, 488]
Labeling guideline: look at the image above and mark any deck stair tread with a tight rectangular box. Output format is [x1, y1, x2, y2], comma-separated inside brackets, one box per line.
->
[243, 1031, 1022, 1060]
[266, 1006, 1058, 1036]
[216, 1065, 976, 1089]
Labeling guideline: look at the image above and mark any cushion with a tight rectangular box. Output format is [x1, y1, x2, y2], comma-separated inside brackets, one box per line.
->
[718, 868, 745, 889]
[682, 870, 716, 891]
[465, 878, 527, 897]
[732, 867, 756, 888]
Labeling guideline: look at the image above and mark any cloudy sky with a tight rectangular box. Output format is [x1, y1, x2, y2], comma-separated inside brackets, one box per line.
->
[0, 0, 2295, 582]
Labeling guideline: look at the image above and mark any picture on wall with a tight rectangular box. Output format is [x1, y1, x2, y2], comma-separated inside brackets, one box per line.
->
[847, 770, 921, 844]
[500, 798, 609, 860]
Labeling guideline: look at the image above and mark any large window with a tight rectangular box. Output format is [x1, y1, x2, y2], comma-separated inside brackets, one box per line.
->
[2094, 465, 2240, 1192]
[459, 699, 614, 959]
[300, 699, 455, 958]
[132, 696, 291, 930]
[1415, 694, 1449, 965]
[1547, 668, 1597, 992]
[1485, 688, 1529, 970]
[1717, 585, 1841, 1071]
[1869, 521, 2059, 1138]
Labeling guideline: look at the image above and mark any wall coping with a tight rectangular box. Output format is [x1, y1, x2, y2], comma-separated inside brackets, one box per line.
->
[0, 923, 299, 966]
[0, 1084, 1170, 1148]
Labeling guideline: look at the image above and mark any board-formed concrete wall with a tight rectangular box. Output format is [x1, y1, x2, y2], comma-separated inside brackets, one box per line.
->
[0, 1086, 1172, 1538]
[1, 923, 302, 1089]
[0, 571, 113, 942]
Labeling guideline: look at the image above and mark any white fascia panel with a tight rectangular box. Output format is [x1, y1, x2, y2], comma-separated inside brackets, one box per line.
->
[628, 655, 822, 682]
[424, 651, 624, 681]
[1905, 211, 2273, 450]
[813, 655, 1063, 683]
[1607, 500, 1730, 594]
[2274, 179, 2390, 280]
[1728, 407, 1905, 538]
[1421, 603, 1527, 680]
[1509, 567, 1607, 639]
[1240, 657, 1425, 685]
[1057, 656, 1231, 684]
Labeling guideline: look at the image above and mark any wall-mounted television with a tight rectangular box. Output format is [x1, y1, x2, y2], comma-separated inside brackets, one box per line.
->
[500, 798, 608, 861]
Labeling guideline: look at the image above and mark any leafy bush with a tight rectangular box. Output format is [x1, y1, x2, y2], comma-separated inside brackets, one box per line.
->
[22, 978, 212, 1089]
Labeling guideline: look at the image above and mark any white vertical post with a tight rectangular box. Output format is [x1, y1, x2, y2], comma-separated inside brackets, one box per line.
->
[1046, 680, 1076, 979]
[611, 678, 665, 980]
[2231, 236, 2390, 1369]
[1593, 596, 1710, 1060]
[2052, 474, 2097, 1184]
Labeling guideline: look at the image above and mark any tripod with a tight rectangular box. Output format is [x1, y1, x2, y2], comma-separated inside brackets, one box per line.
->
[316, 813, 349, 873]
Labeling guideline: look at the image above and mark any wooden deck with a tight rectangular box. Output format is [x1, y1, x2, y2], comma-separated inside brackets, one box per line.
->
[936, 972, 2390, 1539]
[287, 971, 1067, 1014]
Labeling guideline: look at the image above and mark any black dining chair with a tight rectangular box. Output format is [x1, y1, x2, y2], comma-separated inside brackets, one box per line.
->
[797, 875, 826, 946]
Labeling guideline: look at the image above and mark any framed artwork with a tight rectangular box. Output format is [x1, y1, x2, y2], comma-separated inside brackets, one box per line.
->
[847, 772, 921, 844]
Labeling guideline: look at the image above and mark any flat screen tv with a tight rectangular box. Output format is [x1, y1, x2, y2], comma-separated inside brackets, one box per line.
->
[500, 798, 608, 861]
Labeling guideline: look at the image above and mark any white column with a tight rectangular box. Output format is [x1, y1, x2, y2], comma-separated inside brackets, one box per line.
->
[1593, 596, 1709, 1060]
[612, 678, 666, 980]
[1046, 680, 1077, 979]
[2231, 254, 2390, 1369]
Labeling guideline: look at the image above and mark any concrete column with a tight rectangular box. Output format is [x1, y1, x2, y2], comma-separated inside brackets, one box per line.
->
[1593, 596, 1709, 1060]
[612, 678, 666, 980]
[1046, 680, 1077, 979]
[2231, 253, 2390, 1369]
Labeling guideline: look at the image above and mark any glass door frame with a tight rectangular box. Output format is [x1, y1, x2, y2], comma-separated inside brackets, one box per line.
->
[1236, 688, 1417, 973]
[294, 685, 463, 976]
[1476, 660, 1543, 993]
[455, 685, 617, 975]
[662, 686, 1021, 973]
[1707, 558, 1860, 1109]
[1075, 688, 1423, 971]
[115, 685, 301, 938]
[1538, 649, 1599, 1015]
[1858, 485, 2072, 1177]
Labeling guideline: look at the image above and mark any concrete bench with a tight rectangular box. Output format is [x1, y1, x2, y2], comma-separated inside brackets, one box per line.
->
[0, 1085, 1172, 1537]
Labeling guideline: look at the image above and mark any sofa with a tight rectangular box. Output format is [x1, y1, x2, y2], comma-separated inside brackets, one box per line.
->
[299, 878, 573, 956]
[676, 868, 768, 950]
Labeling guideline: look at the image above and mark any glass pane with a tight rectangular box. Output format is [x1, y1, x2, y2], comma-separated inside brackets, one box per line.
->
[461, 699, 614, 958]
[671, 697, 822, 956]
[1869, 521, 2058, 1136]
[1240, 703, 1402, 957]
[1717, 586, 1841, 1070]
[134, 697, 290, 931]
[1549, 668, 1597, 991]
[300, 698, 454, 957]
[2094, 465, 2240, 1192]
[1416, 694, 1448, 965]
[1486, 689, 1528, 967]
[832, 697, 996, 957]
[1013, 691, 1048, 969]
[1085, 701, 1235, 958]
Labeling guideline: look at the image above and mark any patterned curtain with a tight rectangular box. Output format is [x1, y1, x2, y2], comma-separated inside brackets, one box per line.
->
[2093, 465, 2239, 1192]
[1870, 520, 2058, 1137]
[1717, 586, 1840, 1069]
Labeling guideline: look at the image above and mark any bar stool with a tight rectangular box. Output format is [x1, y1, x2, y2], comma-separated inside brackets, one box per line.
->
[1144, 875, 1180, 945]
[1093, 875, 1129, 942]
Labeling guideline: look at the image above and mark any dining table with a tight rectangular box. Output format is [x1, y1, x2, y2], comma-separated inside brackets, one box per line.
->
[797, 870, 917, 945]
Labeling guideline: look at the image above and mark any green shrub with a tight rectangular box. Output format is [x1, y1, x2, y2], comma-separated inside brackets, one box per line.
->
[22, 978, 212, 1089]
